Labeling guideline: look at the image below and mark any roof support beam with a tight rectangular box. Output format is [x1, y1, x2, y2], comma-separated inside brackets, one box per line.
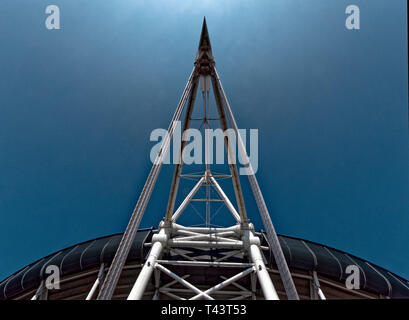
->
[85, 263, 105, 300]
[127, 228, 168, 300]
[313, 271, 326, 300]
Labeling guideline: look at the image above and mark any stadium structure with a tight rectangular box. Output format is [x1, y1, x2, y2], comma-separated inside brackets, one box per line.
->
[1, 19, 408, 301]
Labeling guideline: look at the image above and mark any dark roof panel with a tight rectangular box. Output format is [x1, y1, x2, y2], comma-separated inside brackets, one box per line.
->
[347, 256, 390, 296]
[382, 271, 409, 299]
[2, 266, 29, 300]
[20, 257, 50, 292]
[60, 242, 92, 275]
[305, 242, 343, 280]
[283, 237, 315, 271]
[325, 249, 361, 284]
[80, 237, 112, 270]
[0, 229, 407, 300]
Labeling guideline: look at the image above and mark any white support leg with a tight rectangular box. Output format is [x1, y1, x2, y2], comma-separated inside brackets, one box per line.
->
[86, 263, 105, 300]
[152, 269, 161, 300]
[251, 272, 257, 300]
[128, 228, 168, 300]
[250, 244, 279, 300]
[86, 278, 100, 301]
[313, 271, 326, 300]
[245, 229, 279, 300]
[31, 281, 48, 300]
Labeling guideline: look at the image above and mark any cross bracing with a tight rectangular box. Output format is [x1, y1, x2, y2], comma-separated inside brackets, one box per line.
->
[94, 18, 299, 301]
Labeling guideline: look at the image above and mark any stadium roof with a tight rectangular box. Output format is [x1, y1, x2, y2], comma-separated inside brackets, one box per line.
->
[1, 229, 408, 299]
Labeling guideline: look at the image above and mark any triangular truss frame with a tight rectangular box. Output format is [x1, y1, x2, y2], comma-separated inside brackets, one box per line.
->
[96, 18, 299, 301]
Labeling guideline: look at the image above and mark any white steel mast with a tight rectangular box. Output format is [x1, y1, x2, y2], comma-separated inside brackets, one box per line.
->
[97, 18, 299, 301]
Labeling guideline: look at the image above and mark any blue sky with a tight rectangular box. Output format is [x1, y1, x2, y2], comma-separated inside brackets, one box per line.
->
[0, 0, 408, 281]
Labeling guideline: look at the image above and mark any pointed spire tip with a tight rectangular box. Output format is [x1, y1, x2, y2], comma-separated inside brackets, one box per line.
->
[195, 16, 214, 73]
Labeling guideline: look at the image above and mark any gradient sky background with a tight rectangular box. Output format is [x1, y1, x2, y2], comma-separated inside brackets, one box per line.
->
[0, 0, 408, 281]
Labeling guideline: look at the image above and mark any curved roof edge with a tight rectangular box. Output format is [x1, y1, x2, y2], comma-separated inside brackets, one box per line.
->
[1, 228, 408, 299]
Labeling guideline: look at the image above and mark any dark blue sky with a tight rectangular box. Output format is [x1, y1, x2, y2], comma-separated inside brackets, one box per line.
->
[0, 0, 408, 281]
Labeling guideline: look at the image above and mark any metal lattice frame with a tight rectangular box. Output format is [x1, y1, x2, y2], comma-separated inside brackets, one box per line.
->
[96, 18, 299, 300]
[127, 220, 278, 300]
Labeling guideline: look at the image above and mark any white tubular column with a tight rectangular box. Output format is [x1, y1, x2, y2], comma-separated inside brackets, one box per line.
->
[127, 228, 168, 300]
[313, 271, 326, 300]
[86, 278, 100, 301]
[86, 263, 105, 300]
[31, 281, 45, 300]
[245, 229, 279, 300]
